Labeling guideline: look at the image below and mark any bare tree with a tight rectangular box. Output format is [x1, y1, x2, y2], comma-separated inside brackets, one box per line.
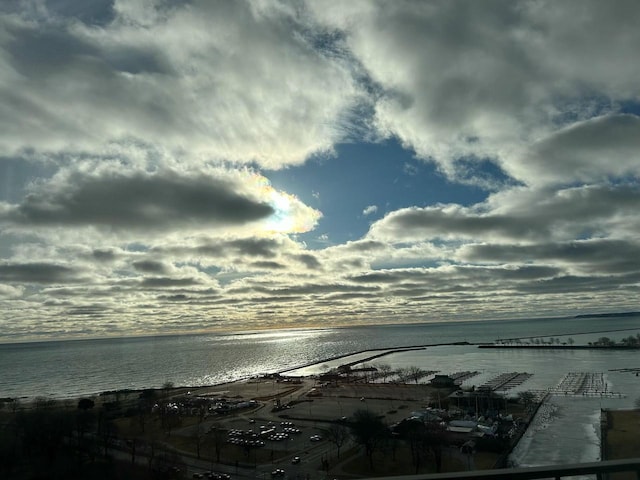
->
[137, 389, 156, 434]
[395, 419, 426, 473]
[394, 419, 446, 473]
[406, 366, 425, 384]
[375, 363, 392, 383]
[98, 414, 118, 459]
[596, 337, 614, 346]
[325, 423, 350, 458]
[349, 409, 388, 470]
[209, 425, 227, 464]
[422, 421, 446, 473]
[194, 407, 206, 459]
[396, 367, 409, 384]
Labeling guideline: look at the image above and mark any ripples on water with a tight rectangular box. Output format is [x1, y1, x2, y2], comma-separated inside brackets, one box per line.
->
[2, 315, 640, 399]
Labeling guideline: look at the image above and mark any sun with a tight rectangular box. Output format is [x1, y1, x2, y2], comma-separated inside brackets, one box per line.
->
[248, 172, 321, 234]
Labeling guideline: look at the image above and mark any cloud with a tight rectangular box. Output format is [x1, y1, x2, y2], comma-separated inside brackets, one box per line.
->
[0, 262, 81, 284]
[0, 283, 23, 298]
[290, 253, 322, 270]
[368, 184, 640, 243]
[3, 1, 640, 340]
[459, 239, 640, 276]
[309, 0, 640, 186]
[159, 236, 294, 261]
[1, 0, 117, 26]
[132, 260, 168, 274]
[2, 168, 272, 230]
[140, 277, 201, 289]
[0, 0, 362, 168]
[519, 114, 640, 186]
[0, 166, 322, 239]
[92, 249, 119, 262]
[249, 261, 286, 270]
[362, 205, 378, 216]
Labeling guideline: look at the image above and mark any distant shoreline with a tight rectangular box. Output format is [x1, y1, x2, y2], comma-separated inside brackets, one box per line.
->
[479, 344, 640, 350]
[574, 311, 640, 319]
[495, 327, 640, 343]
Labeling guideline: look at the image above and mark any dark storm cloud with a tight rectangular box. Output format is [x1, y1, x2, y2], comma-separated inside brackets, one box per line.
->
[524, 114, 640, 184]
[461, 239, 640, 265]
[461, 239, 640, 277]
[1, 0, 116, 26]
[7, 25, 99, 77]
[229, 282, 380, 297]
[453, 265, 561, 282]
[132, 260, 168, 274]
[0, 262, 79, 284]
[350, 264, 559, 288]
[515, 274, 638, 295]
[274, 283, 380, 296]
[227, 238, 281, 257]
[158, 237, 287, 259]
[291, 253, 322, 270]
[161, 294, 188, 301]
[5, 170, 274, 230]
[350, 272, 403, 284]
[92, 249, 118, 262]
[382, 207, 535, 239]
[250, 261, 286, 270]
[369, 184, 640, 243]
[342, 240, 387, 252]
[6, 19, 171, 78]
[65, 304, 108, 316]
[140, 277, 201, 288]
[323, 292, 380, 301]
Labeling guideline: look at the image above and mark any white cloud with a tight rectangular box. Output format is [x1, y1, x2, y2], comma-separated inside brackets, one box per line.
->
[362, 205, 378, 216]
[0, 0, 362, 168]
[0, 283, 23, 298]
[3, 0, 640, 340]
[309, 0, 640, 187]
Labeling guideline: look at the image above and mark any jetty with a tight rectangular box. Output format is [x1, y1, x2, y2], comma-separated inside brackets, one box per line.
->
[478, 372, 533, 392]
[548, 372, 624, 397]
[449, 370, 480, 384]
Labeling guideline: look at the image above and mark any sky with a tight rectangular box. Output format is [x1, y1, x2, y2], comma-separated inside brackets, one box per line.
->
[1, 0, 640, 342]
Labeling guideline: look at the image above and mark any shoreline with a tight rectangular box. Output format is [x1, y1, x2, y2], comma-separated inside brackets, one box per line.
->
[479, 344, 640, 350]
[276, 341, 471, 374]
[6, 337, 640, 402]
[1, 342, 468, 403]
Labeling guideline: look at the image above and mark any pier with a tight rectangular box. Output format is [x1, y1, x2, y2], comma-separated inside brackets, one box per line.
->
[551, 372, 623, 397]
[478, 372, 533, 392]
